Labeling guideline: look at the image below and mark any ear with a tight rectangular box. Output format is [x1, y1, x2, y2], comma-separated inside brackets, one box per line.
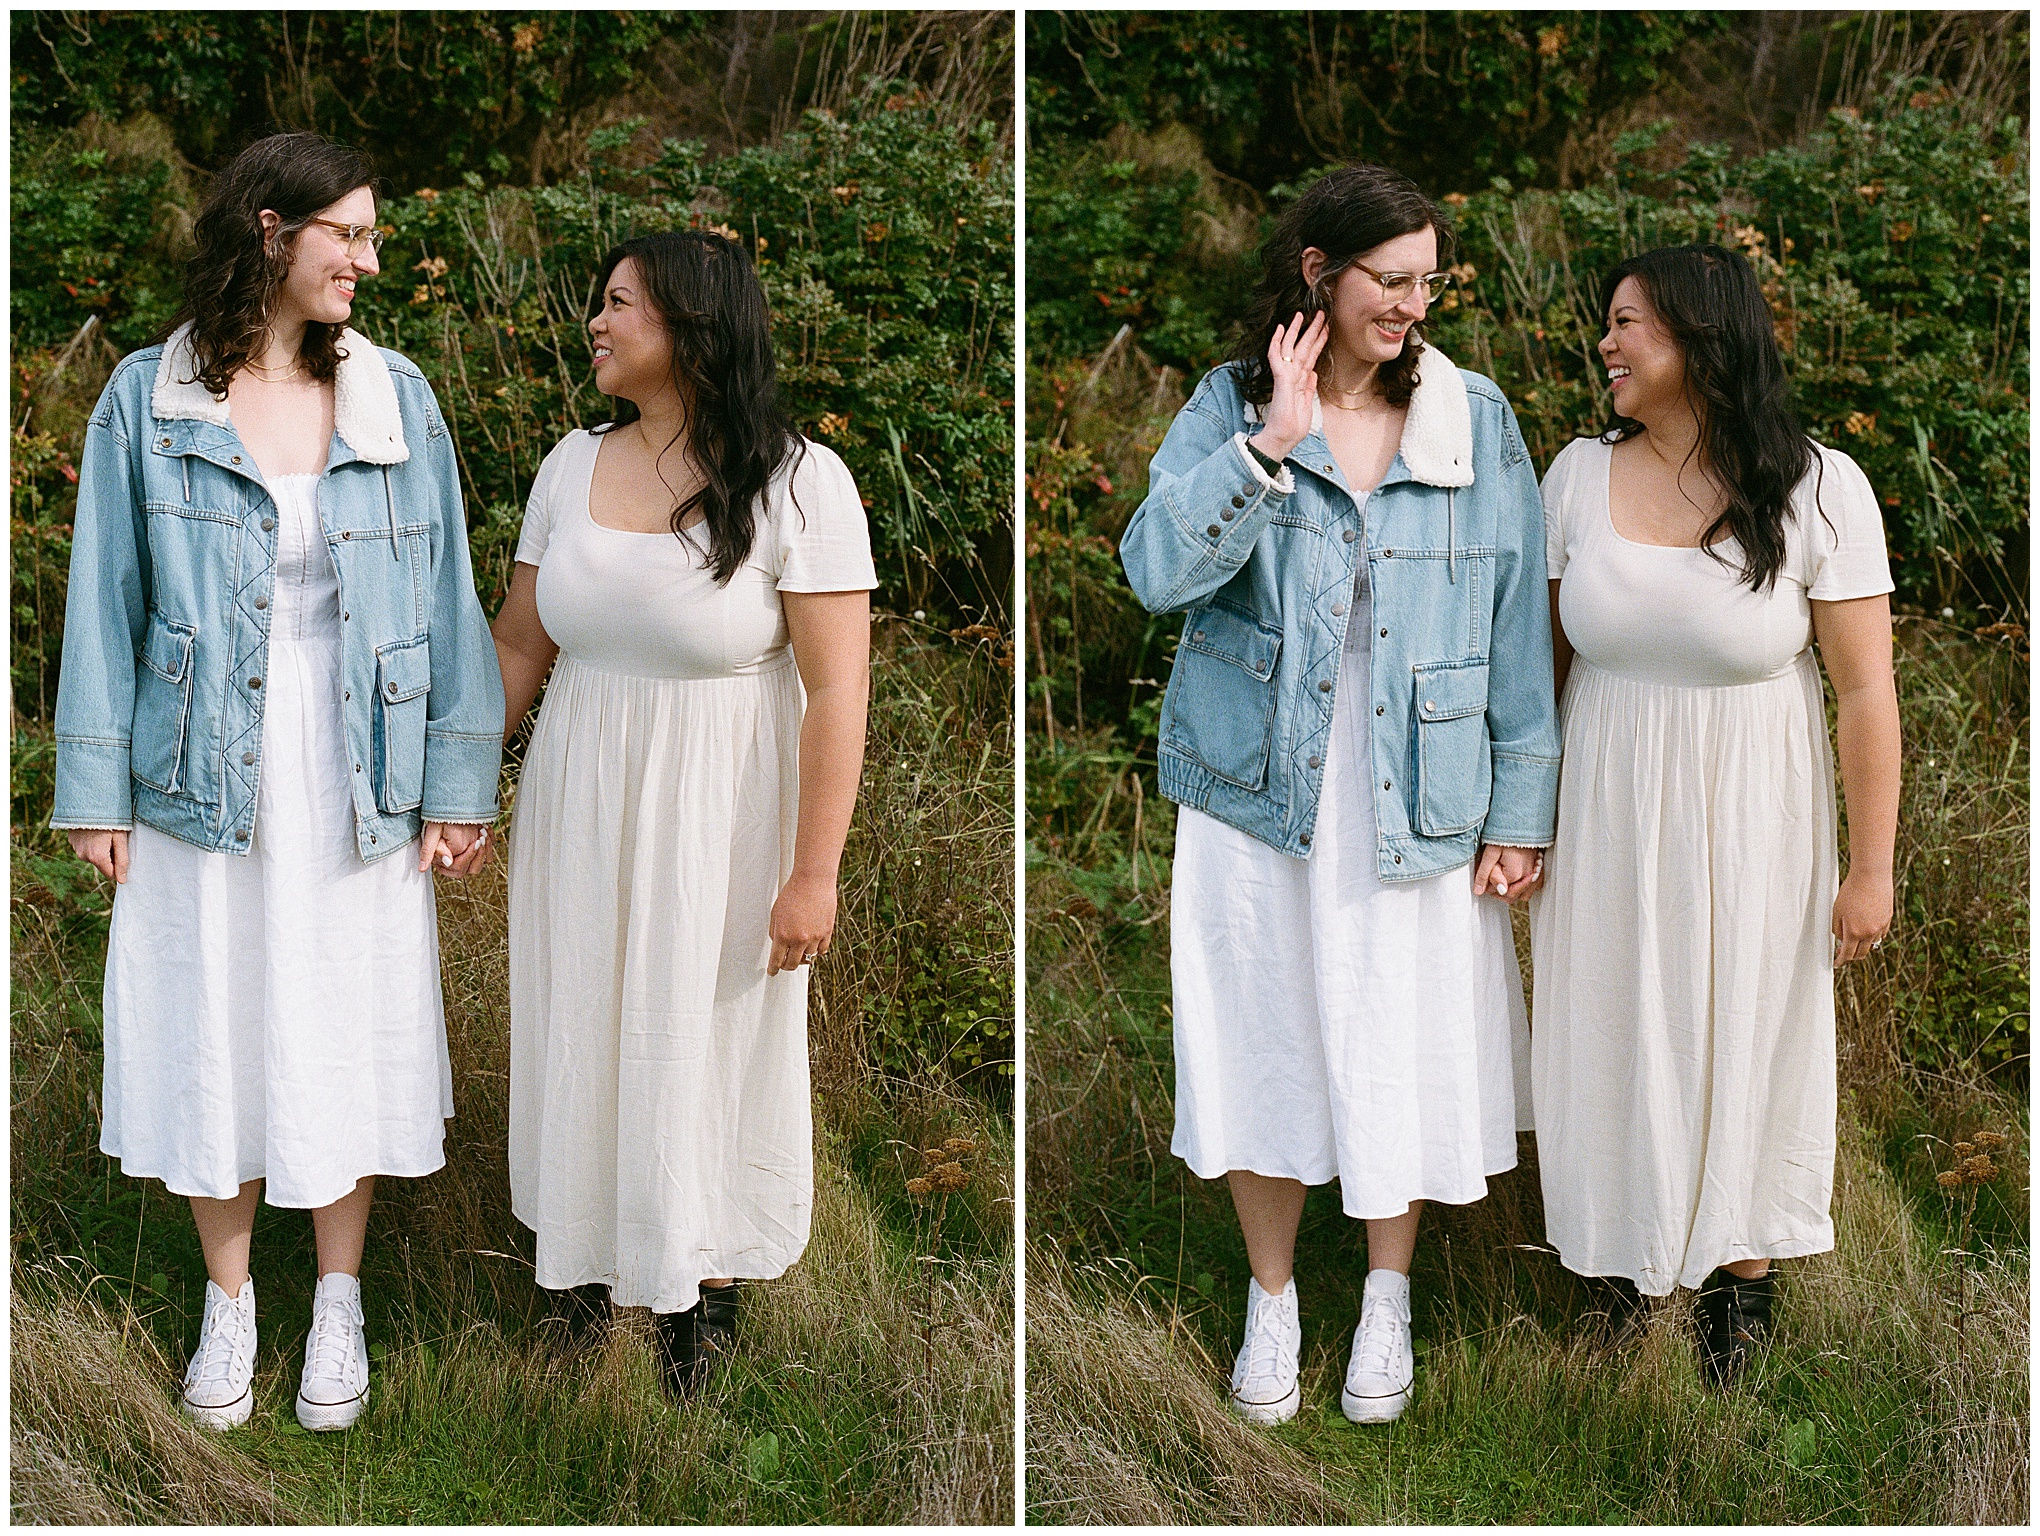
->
[1299, 246, 1327, 288]
[257, 208, 283, 255]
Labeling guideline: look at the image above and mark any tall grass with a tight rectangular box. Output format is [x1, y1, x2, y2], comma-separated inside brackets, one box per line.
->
[1025, 616, 2027, 1523]
[11, 623, 1014, 1523]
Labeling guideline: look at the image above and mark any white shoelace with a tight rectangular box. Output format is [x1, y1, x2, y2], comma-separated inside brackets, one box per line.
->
[1241, 1293, 1299, 1383]
[1354, 1293, 1407, 1380]
[189, 1297, 251, 1390]
[306, 1296, 360, 1390]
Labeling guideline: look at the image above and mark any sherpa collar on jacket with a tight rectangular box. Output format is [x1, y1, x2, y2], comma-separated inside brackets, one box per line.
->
[151, 322, 410, 466]
[1247, 339, 1475, 489]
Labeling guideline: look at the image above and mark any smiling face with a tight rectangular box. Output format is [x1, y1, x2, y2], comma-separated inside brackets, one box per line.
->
[271, 184, 379, 332]
[587, 256, 676, 405]
[1306, 225, 1439, 372]
[1599, 275, 1686, 419]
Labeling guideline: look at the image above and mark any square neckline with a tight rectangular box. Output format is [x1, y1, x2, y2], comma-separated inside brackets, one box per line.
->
[1596, 436, 1739, 555]
[583, 427, 710, 543]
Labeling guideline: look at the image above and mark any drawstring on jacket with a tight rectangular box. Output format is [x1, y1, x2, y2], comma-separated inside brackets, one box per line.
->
[182, 457, 191, 504]
[384, 466, 398, 559]
[1447, 488, 1457, 584]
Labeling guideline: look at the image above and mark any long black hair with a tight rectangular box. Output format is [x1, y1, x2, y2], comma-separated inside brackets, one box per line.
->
[587, 230, 804, 584]
[164, 132, 376, 397]
[1597, 243, 1817, 592]
[1228, 162, 1452, 410]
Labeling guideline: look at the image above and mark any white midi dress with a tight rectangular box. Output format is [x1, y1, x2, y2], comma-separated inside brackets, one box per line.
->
[1529, 436, 1893, 1295]
[1170, 565, 1534, 1220]
[507, 429, 876, 1314]
[100, 473, 453, 1209]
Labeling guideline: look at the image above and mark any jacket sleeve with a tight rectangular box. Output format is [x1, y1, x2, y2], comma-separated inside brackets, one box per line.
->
[1119, 380, 1297, 614]
[1480, 401, 1561, 848]
[50, 374, 150, 830]
[418, 392, 506, 822]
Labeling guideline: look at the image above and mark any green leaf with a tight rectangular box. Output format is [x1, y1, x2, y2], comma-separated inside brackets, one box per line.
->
[1785, 1417, 1819, 1468]
[1193, 1271, 1214, 1298]
[743, 1430, 783, 1481]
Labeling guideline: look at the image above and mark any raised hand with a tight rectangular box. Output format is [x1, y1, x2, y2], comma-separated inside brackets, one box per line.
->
[1258, 310, 1329, 463]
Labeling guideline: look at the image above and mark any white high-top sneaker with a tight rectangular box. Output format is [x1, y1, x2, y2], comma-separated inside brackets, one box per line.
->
[182, 1277, 258, 1429]
[1342, 1268, 1415, 1424]
[295, 1272, 370, 1431]
[1229, 1275, 1302, 1425]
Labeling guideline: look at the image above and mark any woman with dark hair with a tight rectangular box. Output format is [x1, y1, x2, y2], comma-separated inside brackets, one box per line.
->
[489, 229, 875, 1398]
[1119, 164, 1559, 1426]
[1530, 243, 1899, 1385]
[51, 132, 504, 1431]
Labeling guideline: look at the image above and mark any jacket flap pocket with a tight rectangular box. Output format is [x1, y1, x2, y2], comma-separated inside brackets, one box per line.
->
[376, 636, 432, 704]
[1180, 602, 1281, 680]
[138, 614, 196, 683]
[1413, 659, 1489, 722]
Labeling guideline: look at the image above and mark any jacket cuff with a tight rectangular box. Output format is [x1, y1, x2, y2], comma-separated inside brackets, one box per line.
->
[1234, 432, 1295, 495]
[421, 731, 504, 823]
[51, 737, 134, 828]
[1480, 749, 1559, 848]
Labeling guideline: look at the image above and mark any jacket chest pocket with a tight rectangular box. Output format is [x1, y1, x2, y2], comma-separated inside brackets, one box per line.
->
[1411, 659, 1491, 836]
[1162, 603, 1283, 791]
[131, 614, 198, 794]
[371, 635, 431, 812]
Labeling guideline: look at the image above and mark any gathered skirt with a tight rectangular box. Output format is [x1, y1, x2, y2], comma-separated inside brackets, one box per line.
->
[1169, 616, 1533, 1219]
[507, 653, 812, 1313]
[1530, 654, 1838, 1295]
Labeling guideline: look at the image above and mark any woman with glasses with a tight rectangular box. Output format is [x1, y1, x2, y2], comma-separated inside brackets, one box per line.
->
[1531, 244, 1898, 1385]
[488, 230, 874, 1399]
[51, 133, 503, 1432]
[1120, 163, 1559, 1427]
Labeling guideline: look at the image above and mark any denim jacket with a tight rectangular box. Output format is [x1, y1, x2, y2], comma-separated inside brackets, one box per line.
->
[1120, 345, 1559, 881]
[51, 324, 505, 861]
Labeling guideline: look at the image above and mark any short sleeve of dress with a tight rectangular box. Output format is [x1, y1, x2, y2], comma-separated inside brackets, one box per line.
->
[1540, 438, 1587, 580]
[771, 441, 879, 593]
[1802, 444, 1896, 601]
[514, 434, 573, 567]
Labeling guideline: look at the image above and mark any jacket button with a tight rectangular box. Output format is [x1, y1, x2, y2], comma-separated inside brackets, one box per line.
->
[1206, 524, 1222, 537]
[159, 437, 171, 447]
[1299, 832, 1311, 847]
[1379, 627, 1388, 638]
[1425, 701, 1436, 712]
[388, 682, 400, 695]
[254, 597, 268, 610]
[1308, 755, 1321, 769]
[1220, 508, 1234, 521]
[1384, 549, 1394, 558]
[242, 752, 256, 765]
[1394, 854, 1403, 865]
[370, 835, 378, 844]
[344, 690, 351, 701]
[1231, 495, 1245, 508]
[261, 518, 275, 531]
[231, 455, 242, 465]
[248, 676, 261, 689]
[1342, 529, 1356, 542]
[342, 530, 353, 540]
[342, 612, 349, 620]
[355, 763, 362, 772]
[1384, 779, 1393, 791]
[1331, 602, 1346, 616]
[1192, 630, 1205, 641]
[1376, 705, 1385, 716]
[235, 829, 249, 841]
[1322, 463, 1334, 474]
[1319, 679, 1332, 693]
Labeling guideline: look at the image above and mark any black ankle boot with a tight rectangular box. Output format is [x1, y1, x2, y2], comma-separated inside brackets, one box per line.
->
[656, 1303, 706, 1400]
[548, 1282, 613, 1343]
[698, 1282, 740, 1365]
[1696, 1269, 1773, 1387]
[1581, 1274, 1646, 1351]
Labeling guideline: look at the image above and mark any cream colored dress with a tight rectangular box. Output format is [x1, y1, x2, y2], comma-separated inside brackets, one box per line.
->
[506, 430, 875, 1313]
[1529, 436, 1892, 1295]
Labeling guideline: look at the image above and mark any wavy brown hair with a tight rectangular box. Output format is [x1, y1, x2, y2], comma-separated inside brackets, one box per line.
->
[1229, 162, 1453, 410]
[161, 133, 377, 398]
[587, 231, 805, 585]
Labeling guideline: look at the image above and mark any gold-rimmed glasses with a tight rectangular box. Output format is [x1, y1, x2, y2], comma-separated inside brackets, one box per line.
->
[1347, 259, 1453, 304]
[303, 217, 386, 258]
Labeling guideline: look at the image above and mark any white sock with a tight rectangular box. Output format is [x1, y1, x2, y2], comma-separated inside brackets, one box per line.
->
[314, 1271, 361, 1304]
[1364, 1268, 1410, 1304]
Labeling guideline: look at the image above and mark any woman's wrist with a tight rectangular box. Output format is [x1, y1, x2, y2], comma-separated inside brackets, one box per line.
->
[1250, 432, 1298, 467]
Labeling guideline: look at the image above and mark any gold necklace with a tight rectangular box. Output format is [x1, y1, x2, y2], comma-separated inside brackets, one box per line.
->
[244, 356, 303, 383]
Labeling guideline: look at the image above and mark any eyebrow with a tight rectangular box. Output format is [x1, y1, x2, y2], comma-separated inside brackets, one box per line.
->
[606, 284, 636, 300]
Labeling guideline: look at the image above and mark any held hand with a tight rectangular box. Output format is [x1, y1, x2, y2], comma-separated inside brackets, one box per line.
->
[1472, 843, 1544, 903]
[419, 821, 485, 877]
[1259, 310, 1329, 463]
[768, 873, 838, 976]
[445, 823, 496, 878]
[67, 828, 130, 884]
[1832, 868, 1893, 965]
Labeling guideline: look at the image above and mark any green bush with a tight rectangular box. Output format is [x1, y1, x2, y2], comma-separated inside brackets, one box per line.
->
[12, 90, 1014, 715]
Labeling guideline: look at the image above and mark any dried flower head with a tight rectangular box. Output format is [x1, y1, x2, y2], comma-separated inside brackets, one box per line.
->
[1972, 1130, 2007, 1151]
[1954, 1141, 1976, 1159]
[1937, 1170, 1965, 1190]
[932, 1161, 970, 1193]
[1964, 1156, 2000, 1183]
[905, 1176, 934, 1197]
[943, 1137, 976, 1155]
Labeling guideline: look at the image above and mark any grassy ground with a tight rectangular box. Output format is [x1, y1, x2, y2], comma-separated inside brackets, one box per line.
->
[11, 624, 1015, 1524]
[1025, 620, 2028, 1525]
